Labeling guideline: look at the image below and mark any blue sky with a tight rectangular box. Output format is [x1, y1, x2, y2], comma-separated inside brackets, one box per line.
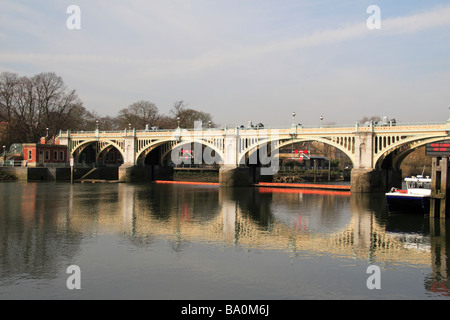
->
[1, 0, 450, 127]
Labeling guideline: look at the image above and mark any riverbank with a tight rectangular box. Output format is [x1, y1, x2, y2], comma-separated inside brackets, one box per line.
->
[0, 171, 17, 181]
[172, 169, 350, 184]
[0, 167, 350, 185]
[174, 170, 219, 183]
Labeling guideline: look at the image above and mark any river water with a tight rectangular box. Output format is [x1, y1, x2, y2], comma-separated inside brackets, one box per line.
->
[0, 181, 449, 300]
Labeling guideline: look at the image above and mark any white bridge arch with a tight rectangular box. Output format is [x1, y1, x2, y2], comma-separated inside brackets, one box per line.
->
[57, 121, 450, 190]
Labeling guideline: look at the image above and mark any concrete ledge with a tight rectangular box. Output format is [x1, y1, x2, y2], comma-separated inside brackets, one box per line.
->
[0, 167, 28, 181]
[0, 167, 120, 181]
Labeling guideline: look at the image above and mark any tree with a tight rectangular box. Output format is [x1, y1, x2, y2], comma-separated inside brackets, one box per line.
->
[169, 100, 215, 128]
[117, 100, 160, 130]
[0, 71, 85, 145]
[32, 72, 84, 138]
[156, 115, 177, 129]
[0, 72, 19, 146]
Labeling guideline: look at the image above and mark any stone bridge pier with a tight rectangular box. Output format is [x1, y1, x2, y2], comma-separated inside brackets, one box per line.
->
[350, 132, 402, 193]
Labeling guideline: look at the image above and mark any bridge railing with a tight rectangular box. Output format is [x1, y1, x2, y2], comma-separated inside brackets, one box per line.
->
[0, 160, 25, 167]
[58, 121, 449, 138]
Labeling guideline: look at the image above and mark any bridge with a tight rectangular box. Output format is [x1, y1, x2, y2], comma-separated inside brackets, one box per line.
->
[57, 120, 450, 192]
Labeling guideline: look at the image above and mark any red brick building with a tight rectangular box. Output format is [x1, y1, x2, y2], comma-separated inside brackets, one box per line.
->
[22, 137, 68, 167]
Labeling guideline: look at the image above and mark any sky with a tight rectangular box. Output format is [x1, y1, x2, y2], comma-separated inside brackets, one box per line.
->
[1, 0, 450, 127]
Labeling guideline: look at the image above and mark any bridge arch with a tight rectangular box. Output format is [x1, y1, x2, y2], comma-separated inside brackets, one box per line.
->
[374, 135, 447, 170]
[237, 135, 356, 167]
[136, 138, 225, 166]
[70, 139, 125, 164]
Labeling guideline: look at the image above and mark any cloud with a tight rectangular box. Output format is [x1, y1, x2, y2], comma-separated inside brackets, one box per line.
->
[381, 4, 450, 34]
[1, 2, 449, 125]
[2, 4, 450, 73]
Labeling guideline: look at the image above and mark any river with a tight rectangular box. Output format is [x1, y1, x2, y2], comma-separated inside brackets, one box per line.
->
[0, 181, 449, 300]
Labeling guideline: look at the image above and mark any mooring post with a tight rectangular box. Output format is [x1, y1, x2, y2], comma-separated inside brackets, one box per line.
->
[430, 157, 449, 219]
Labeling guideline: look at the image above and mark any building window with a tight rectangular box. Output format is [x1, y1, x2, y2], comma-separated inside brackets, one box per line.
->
[45, 150, 50, 161]
[28, 150, 32, 160]
[60, 151, 64, 161]
[54, 151, 58, 161]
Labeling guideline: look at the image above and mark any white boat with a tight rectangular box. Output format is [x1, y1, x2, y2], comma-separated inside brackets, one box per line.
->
[385, 175, 431, 214]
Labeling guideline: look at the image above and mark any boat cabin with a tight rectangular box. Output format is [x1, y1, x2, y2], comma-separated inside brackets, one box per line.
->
[405, 176, 431, 190]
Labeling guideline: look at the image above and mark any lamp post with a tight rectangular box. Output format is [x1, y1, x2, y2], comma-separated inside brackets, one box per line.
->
[177, 117, 180, 128]
[320, 115, 324, 128]
[2, 145, 5, 161]
[208, 121, 212, 129]
[46, 128, 49, 137]
[96, 120, 99, 131]
[292, 112, 296, 126]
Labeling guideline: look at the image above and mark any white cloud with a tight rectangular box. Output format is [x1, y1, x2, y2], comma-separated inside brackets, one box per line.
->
[1, 2, 450, 125]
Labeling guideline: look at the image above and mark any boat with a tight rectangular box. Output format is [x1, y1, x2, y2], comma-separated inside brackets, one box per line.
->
[385, 175, 432, 214]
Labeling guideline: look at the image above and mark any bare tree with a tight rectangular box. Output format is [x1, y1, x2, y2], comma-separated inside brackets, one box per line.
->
[169, 100, 215, 128]
[0, 72, 19, 145]
[117, 100, 160, 129]
[156, 115, 177, 129]
[0, 71, 85, 144]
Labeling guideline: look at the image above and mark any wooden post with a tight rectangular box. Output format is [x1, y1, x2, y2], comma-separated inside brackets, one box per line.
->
[430, 157, 449, 219]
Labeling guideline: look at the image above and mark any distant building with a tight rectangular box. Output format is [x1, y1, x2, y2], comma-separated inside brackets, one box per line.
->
[22, 137, 68, 167]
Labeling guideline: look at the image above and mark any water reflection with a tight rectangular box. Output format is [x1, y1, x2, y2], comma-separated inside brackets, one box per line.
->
[0, 182, 449, 298]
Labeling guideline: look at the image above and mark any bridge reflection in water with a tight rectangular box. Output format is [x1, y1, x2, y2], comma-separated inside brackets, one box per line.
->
[0, 182, 449, 298]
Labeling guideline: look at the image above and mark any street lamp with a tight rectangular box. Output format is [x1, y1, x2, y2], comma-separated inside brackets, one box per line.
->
[320, 115, 324, 128]
[208, 120, 212, 129]
[46, 128, 49, 137]
[96, 120, 99, 131]
[177, 117, 180, 128]
[2, 145, 5, 161]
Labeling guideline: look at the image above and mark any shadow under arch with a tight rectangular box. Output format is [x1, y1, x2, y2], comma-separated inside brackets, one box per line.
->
[136, 138, 224, 166]
[71, 139, 125, 165]
[374, 136, 448, 170]
[239, 136, 354, 170]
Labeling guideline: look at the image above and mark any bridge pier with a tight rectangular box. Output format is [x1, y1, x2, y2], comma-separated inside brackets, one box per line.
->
[119, 164, 149, 183]
[350, 168, 385, 193]
[118, 164, 173, 183]
[350, 168, 402, 193]
[219, 166, 254, 187]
